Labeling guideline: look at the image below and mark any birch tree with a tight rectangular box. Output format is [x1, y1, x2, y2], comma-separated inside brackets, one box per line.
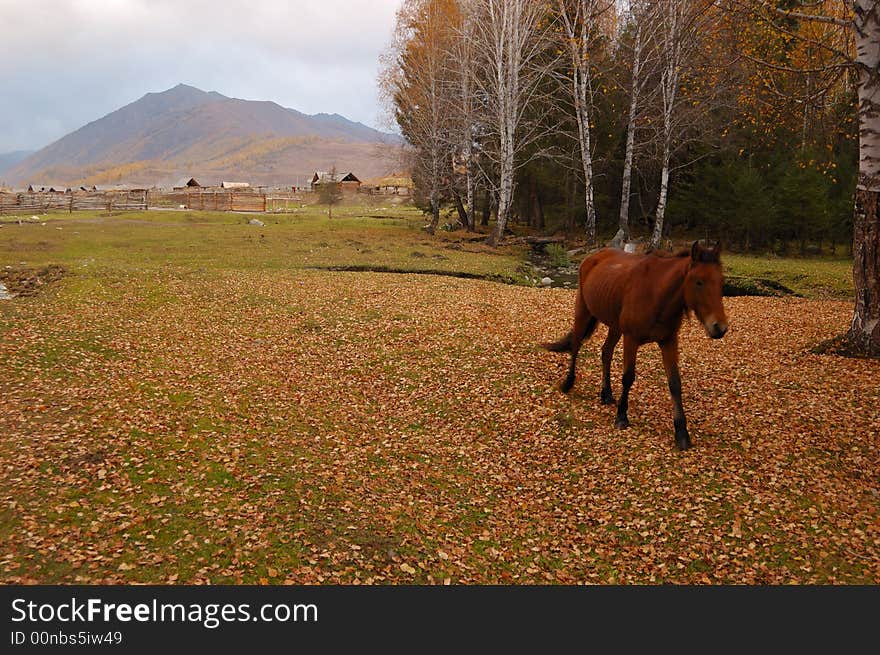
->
[446, 0, 479, 231]
[650, 0, 700, 248]
[735, 0, 879, 355]
[554, 0, 616, 245]
[644, 0, 728, 249]
[614, 0, 660, 245]
[470, 0, 556, 246]
[851, 0, 880, 354]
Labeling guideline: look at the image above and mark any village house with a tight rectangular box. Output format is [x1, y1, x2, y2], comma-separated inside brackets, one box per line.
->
[365, 174, 413, 196]
[27, 184, 69, 193]
[172, 177, 201, 190]
[310, 171, 361, 193]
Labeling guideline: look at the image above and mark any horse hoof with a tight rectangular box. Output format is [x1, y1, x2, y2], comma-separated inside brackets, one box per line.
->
[560, 378, 574, 393]
[676, 437, 692, 451]
[600, 391, 615, 405]
[614, 417, 629, 429]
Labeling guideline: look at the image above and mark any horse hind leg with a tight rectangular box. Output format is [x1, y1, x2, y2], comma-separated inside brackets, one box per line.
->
[600, 328, 621, 405]
[560, 295, 598, 393]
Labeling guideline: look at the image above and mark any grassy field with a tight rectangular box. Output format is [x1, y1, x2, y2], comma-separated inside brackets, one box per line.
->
[0, 206, 876, 584]
[722, 253, 853, 299]
[0, 206, 525, 282]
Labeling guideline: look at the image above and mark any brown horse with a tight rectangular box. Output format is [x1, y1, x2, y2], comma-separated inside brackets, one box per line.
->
[544, 241, 728, 450]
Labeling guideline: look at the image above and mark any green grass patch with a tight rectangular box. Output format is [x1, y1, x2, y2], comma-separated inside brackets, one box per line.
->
[0, 205, 524, 282]
[723, 253, 852, 299]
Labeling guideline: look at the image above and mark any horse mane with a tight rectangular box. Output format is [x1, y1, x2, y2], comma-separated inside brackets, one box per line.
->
[644, 248, 690, 259]
[643, 245, 720, 263]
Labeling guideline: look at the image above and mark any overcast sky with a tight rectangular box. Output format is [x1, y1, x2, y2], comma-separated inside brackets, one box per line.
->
[0, 0, 401, 153]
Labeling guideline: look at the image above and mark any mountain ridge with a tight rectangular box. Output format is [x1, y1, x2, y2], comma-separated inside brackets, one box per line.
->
[0, 150, 35, 177]
[6, 84, 399, 187]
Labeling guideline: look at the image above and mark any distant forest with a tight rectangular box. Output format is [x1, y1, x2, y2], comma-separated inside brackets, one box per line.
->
[382, 0, 857, 254]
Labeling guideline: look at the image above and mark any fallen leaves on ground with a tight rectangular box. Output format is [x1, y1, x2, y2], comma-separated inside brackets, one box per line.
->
[0, 271, 877, 584]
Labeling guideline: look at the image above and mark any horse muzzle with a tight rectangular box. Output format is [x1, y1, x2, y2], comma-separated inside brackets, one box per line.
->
[705, 320, 728, 339]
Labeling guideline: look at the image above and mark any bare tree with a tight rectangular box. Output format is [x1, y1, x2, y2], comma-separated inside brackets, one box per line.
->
[554, 0, 617, 245]
[641, 0, 729, 249]
[318, 166, 343, 219]
[445, 0, 480, 231]
[470, 0, 556, 246]
[614, 0, 660, 245]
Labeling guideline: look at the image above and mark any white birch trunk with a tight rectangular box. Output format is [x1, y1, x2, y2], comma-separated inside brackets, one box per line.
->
[651, 1, 680, 250]
[494, 121, 516, 244]
[489, 0, 523, 245]
[652, 134, 671, 248]
[578, 107, 597, 245]
[470, 0, 551, 246]
[457, 3, 477, 230]
[849, 0, 880, 353]
[617, 21, 642, 244]
[466, 154, 475, 230]
[558, 0, 599, 245]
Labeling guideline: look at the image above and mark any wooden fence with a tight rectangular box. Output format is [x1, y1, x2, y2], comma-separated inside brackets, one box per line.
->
[158, 190, 304, 213]
[160, 191, 262, 212]
[0, 189, 305, 215]
[0, 190, 148, 214]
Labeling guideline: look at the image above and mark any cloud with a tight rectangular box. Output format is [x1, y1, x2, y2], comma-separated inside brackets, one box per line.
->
[0, 0, 401, 152]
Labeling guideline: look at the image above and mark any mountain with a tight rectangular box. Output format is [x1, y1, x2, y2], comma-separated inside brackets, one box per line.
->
[0, 150, 35, 176]
[6, 84, 400, 187]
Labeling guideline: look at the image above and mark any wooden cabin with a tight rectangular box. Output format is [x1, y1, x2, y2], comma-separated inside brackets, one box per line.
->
[310, 171, 361, 193]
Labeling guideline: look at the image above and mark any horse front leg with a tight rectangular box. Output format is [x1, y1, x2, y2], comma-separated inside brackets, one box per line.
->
[600, 327, 621, 405]
[614, 335, 638, 429]
[659, 337, 691, 451]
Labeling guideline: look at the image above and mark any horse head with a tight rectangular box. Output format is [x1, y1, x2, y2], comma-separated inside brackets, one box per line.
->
[684, 241, 728, 339]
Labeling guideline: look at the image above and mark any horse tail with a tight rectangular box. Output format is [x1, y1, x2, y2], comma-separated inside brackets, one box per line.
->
[543, 332, 574, 353]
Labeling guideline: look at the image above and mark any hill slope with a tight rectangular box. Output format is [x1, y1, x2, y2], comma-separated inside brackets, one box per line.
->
[0, 150, 35, 176]
[7, 84, 399, 187]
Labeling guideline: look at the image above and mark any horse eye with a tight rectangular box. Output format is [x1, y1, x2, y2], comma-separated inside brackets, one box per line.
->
[695, 279, 704, 287]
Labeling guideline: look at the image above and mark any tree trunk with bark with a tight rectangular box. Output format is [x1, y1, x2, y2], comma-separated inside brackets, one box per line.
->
[617, 21, 643, 245]
[454, 192, 469, 228]
[465, 158, 476, 231]
[490, 158, 514, 245]
[427, 186, 441, 233]
[652, 132, 671, 249]
[556, 0, 602, 245]
[849, 0, 880, 354]
[650, 2, 680, 250]
[481, 189, 491, 226]
[471, 0, 552, 246]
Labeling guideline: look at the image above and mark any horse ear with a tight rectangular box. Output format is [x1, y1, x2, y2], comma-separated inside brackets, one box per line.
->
[691, 240, 701, 262]
[712, 240, 722, 255]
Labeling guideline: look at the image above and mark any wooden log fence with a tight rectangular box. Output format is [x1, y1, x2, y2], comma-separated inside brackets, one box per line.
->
[0, 190, 148, 215]
[159, 191, 303, 213]
[1, 189, 306, 215]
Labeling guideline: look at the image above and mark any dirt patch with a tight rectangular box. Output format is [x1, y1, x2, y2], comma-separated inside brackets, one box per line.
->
[307, 264, 521, 285]
[723, 275, 799, 297]
[0, 264, 67, 297]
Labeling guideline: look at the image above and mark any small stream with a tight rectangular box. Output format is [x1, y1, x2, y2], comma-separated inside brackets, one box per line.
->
[524, 253, 580, 289]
